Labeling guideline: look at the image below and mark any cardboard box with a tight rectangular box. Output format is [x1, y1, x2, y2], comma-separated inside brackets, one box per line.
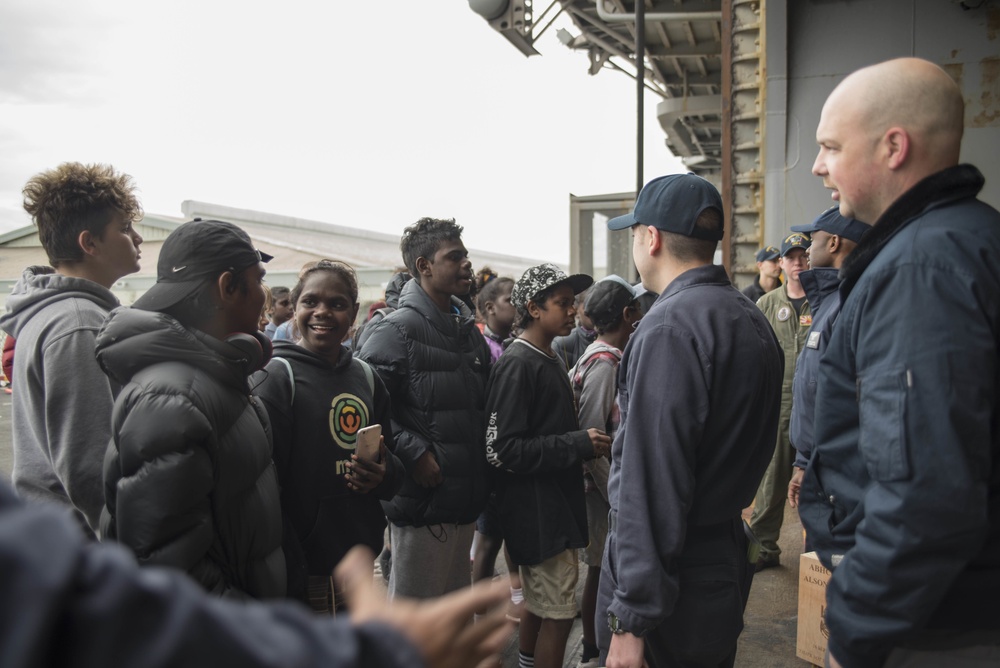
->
[797, 551, 832, 666]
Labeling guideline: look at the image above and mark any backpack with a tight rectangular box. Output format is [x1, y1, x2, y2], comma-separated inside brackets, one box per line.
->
[270, 356, 375, 404]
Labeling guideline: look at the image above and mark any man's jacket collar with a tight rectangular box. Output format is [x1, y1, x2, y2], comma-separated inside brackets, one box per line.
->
[839, 164, 985, 296]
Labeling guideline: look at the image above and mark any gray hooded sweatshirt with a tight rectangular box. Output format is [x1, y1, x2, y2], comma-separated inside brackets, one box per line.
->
[0, 266, 119, 538]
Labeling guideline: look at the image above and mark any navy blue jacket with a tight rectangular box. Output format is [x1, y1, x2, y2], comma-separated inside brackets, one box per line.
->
[799, 165, 1000, 667]
[789, 266, 841, 469]
[0, 480, 424, 668]
[604, 265, 783, 635]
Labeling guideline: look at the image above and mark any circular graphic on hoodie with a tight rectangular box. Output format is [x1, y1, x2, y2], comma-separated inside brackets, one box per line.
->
[329, 393, 370, 450]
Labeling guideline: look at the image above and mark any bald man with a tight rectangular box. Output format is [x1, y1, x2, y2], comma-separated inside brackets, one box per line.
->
[800, 58, 1000, 667]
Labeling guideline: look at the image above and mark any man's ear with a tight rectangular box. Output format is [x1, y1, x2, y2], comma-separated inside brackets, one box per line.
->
[829, 234, 842, 254]
[884, 127, 910, 170]
[214, 270, 238, 307]
[646, 225, 662, 256]
[526, 298, 542, 320]
[414, 255, 432, 279]
[78, 230, 99, 258]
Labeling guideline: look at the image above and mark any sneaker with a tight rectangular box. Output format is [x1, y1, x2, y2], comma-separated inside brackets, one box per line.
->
[577, 658, 600, 668]
[755, 553, 780, 572]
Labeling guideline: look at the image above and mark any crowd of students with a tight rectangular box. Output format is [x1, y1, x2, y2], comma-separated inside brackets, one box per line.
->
[4, 55, 1000, 668]
[0, 170, 649, 668]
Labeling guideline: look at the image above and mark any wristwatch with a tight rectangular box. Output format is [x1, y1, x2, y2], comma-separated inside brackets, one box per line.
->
[608, 612, 628, 635]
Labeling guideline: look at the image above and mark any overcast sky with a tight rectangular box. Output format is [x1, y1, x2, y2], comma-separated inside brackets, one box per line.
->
[0, 1, 685, 264]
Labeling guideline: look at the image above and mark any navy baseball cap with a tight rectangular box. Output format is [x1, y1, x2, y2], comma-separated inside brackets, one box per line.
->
[755, 246, 780, 262]
[791, 207, 870, 243]
[780, 233, 811, 257]
[607, 173, 724, 241]
[133, 219, 273, 312]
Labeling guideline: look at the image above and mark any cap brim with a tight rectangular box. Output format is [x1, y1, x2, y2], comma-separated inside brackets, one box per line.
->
[789, 224, 817, 234]
[607, 212, 636, 231]
[131, 278, 204, 312]
[562, 274, 594, 295]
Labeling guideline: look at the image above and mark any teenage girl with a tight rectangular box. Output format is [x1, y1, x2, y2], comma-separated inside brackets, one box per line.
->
[253, 260, 403, 613]
[476, 276, 516, 363]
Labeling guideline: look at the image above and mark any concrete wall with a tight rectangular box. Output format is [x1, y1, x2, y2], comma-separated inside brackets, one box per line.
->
[765, 0, 999, 245]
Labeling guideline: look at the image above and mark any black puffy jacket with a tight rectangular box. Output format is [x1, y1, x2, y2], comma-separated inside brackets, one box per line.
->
[96, 307, 285, 600]
[358, 280, 491, 527]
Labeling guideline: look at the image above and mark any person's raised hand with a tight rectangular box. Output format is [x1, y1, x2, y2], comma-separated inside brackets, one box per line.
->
[334, 547, 514, 668]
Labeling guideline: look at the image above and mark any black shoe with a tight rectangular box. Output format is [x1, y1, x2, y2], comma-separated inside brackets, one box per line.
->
[755, 553, 780, 572]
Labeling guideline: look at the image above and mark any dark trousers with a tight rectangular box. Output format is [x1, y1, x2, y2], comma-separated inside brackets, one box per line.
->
[598, 517, 756, 668]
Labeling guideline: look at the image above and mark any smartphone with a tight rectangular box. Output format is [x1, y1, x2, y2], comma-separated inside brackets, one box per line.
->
[355, 424, 382, 462]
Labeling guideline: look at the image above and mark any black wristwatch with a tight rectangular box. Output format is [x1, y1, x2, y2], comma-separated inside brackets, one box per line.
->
[608, 612, 628, 635]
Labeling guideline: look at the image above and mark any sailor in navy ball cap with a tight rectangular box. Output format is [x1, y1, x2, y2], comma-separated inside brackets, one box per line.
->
[598, 173, 782, 667]
[607, 172, 724, 240]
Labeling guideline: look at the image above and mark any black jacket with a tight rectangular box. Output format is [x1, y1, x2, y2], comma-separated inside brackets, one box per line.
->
[740, 275, 767, 303]
[252, 342, 403, 597]
[799, 165, 1000, 667]
[485, 339, 593, 565]
[354, 271, 411, 352]
[358, 280, 491, 527]
[97, 308, 285, 600]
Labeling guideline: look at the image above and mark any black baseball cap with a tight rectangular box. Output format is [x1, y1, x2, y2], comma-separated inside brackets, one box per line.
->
[755, 246, 780, 262]
[780, 233, 811, 257]
[607, 173, 724, 241]
[791, 207, 871, 243]
[584, 275, 643, 331]
[132, 219, 273, 312]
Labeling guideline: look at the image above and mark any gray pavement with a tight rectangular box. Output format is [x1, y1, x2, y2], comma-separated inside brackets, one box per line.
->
[0, 394, 809, 666]
[496, 503, 809, 667]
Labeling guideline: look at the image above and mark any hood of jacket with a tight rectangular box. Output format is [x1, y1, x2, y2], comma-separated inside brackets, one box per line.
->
[383, 271, 412, 310]
[1, 266, 118, 338]
[396, 277, 477, 333]
[96, 307, 255, 391]
[270, 339, 354, 372]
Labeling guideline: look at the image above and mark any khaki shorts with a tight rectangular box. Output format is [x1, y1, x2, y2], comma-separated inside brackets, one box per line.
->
[520, 549, 579, 620]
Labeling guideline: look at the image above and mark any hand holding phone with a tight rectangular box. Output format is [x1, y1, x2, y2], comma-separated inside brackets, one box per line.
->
[355, 424, 382, 463]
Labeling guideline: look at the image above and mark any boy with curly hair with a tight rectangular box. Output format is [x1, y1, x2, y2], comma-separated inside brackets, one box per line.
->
[0, 162, 143, 537]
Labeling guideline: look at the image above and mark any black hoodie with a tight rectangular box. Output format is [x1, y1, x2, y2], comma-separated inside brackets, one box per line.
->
[252, 341, 402, 599]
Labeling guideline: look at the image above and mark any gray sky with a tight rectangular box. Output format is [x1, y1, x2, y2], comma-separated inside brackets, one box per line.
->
[0, 1, 684, 264]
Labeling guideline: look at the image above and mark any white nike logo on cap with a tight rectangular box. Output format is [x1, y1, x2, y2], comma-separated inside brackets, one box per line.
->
[172, 266, 187, 272]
